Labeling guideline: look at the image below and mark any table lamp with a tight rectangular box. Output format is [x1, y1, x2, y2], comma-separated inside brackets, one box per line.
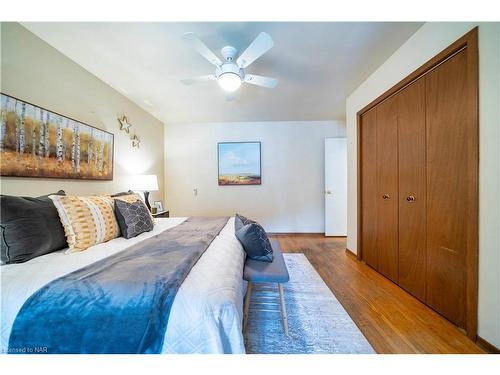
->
[130, 174, 158, 211]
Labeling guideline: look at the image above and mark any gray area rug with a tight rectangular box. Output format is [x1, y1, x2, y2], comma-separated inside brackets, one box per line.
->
[245, 253, 375, 354]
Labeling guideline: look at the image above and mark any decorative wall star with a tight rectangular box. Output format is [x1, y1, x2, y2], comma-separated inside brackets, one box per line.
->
[118, 116, 132, 133]
[131, 134, 140, 148]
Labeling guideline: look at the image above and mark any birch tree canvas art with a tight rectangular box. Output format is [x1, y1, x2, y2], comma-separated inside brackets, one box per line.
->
[0, 94, 113, 180]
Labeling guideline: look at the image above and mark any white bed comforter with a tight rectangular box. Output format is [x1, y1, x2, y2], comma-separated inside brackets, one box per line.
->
[0, 217, 246, 354]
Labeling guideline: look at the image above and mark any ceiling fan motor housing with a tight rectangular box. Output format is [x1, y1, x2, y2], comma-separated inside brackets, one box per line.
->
[221, 45, 238, 62]
[216, 62, 244, 80]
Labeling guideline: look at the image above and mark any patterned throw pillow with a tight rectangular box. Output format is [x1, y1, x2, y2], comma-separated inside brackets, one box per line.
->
[113, 193, 156, 224]
[49, 194, 120, 252]
[234, 213, 256, 232]
[114, 199, 154, 239]
[235, 222, 274, 262]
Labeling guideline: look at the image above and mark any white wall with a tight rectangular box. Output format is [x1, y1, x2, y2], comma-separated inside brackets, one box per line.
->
[0, 23, 165, 202]
[165, 121, 345, 233]
[346, 23, 500, 348]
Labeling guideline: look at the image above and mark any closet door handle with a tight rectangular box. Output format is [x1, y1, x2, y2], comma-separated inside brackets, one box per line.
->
[406, 195, 415, 202]
[382, 194, 390, 200]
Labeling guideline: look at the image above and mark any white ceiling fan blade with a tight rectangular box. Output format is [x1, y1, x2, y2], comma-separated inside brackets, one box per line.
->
[244, 74, 278, 89]
[181, 75, 217, 85]
[236, 32, 274, 68]
[182, 32, 222, 67]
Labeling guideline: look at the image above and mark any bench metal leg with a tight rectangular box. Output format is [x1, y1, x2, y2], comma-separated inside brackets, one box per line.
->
[243, 282, 252, 333]
[278, 283, 289, 336]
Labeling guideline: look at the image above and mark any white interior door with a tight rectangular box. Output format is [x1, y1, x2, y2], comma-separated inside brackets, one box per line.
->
[325, 138, 347, 236]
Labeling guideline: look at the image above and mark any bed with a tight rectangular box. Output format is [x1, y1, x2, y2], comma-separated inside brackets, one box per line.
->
[1, 217, 247, 354]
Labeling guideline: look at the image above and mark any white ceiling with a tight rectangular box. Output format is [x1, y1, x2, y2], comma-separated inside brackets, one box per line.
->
[22, 22, 422, 124]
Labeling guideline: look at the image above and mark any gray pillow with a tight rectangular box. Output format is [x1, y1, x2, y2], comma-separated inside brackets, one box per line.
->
[0, 190, 67, 264]
[234, 213, 256, 232]
[115, 199, 154, 239]
[111, 190, 134, 197]
[235, 222, 274, 262]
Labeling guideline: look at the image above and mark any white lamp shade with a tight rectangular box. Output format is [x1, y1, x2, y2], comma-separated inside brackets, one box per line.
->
[130, 174, 159, 192]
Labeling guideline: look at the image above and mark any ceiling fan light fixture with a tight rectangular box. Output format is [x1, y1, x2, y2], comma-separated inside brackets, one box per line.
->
[217, 72, 242, 92]
[181, 32, 277, 95]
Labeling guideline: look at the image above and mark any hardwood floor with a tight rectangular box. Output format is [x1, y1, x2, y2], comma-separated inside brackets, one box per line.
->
[269, 234, 484, 354]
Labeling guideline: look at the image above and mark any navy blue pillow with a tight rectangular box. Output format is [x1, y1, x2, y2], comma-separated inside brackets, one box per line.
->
[234, 213, 256, 232]
[235, 222, 274, 262]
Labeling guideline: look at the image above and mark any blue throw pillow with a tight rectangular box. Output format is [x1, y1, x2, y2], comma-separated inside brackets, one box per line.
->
[235, 222, 274, 262]
[234, 213, 256, 232]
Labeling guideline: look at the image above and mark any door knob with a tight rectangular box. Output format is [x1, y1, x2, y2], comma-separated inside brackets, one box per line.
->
[382, 194, 390, 200]
[325, 190, 332, 195]
[406, 195, 415, 202]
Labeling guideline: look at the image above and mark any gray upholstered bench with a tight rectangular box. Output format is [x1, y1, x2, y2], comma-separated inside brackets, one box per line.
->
[243, 238, 290, 336]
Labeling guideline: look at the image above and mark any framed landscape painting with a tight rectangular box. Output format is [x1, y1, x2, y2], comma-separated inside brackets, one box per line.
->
[218, 141, 261, 185]
[0, 93, 113, 180]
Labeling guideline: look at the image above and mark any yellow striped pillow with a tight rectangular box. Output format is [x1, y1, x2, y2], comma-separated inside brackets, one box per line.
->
[113, 193, 156, 224]
[49, 194, 120, 252]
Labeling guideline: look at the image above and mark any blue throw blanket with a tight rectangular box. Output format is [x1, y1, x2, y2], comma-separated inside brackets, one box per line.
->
[9, 216, 229, 354]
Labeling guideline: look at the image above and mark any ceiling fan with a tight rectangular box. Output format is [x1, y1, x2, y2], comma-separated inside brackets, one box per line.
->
[181, 32, 278, 95]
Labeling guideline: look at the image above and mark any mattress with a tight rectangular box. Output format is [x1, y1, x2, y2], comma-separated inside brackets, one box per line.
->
[0, 217, 246, 354]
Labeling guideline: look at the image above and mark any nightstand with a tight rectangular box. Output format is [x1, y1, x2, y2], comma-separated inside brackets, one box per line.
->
[152, 210, 169, 218]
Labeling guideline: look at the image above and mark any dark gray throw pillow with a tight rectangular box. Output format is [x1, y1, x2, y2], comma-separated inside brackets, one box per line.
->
[111, 190, 134, 197]
[0, 190, 67, 264]
[235, 222, 274, 262]
[234, 213, 256, 232]
[115, 199, 154, 239]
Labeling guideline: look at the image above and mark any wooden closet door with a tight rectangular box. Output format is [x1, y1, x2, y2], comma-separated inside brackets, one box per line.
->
[375, 96, 399, 283]
[360, 109, 378, 269]
[425, 49, 469, 327]
[397, 78, 427, 301]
